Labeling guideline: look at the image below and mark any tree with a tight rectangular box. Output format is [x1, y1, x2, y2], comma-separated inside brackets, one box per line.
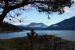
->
[0, 0, 73, 23]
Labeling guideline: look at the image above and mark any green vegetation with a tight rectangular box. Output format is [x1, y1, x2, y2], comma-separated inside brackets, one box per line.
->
[0, 30, 75, 50]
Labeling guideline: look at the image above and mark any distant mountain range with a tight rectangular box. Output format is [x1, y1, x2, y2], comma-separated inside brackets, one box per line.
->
[0, 22, 22, 32]
[47, 16, 75, 30]
[18, 23, 48, 30]
[27, 23, 47, 28]
[18, 16, 75, 30]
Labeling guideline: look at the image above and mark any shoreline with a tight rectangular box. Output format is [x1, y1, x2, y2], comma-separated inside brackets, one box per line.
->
[0, 34, 75, 50]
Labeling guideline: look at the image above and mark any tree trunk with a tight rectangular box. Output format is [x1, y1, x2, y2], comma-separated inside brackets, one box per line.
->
[0, 6, 10, 23]
[0, 11, 9, 23]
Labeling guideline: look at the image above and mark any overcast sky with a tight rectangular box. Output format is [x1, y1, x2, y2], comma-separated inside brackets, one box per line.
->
[4, 0, 75, 26]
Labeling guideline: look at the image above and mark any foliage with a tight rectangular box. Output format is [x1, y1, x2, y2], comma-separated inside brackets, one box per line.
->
[0, 0, 74, 23]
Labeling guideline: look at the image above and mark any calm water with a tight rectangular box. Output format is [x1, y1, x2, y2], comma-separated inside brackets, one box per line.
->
[0, 30, 75, 41]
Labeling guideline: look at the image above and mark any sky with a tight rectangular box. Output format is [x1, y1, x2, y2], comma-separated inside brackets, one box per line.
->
[4, 0, 75, 26]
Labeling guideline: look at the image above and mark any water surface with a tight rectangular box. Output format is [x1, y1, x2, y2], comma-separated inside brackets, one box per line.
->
[0, 30, 75, 41]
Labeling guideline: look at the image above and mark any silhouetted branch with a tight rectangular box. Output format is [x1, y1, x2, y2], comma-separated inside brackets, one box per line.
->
[0, 0, 73, 23]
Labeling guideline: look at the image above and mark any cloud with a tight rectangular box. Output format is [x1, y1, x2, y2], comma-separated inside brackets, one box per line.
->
[63, 7, 71, 13]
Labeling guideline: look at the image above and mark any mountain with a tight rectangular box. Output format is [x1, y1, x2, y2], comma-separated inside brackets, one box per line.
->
[27, 23, 47, 28]
[0, 22, 22, 32]
[47, 17, 75, 30]
[18, 23, 48, 30]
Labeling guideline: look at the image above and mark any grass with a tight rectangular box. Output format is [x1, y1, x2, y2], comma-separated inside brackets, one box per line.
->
[0, 30, 75, 50]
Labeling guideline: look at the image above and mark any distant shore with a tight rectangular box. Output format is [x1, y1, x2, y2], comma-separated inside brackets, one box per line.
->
[0, 22, 22, 33]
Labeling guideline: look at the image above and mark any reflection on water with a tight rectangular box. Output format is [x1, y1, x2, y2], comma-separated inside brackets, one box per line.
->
[0, 30, 75, 41]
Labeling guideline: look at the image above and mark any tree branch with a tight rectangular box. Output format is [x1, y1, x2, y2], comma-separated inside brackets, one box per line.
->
[10, 0, 50, 10]
[10, 0, 29, 10]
